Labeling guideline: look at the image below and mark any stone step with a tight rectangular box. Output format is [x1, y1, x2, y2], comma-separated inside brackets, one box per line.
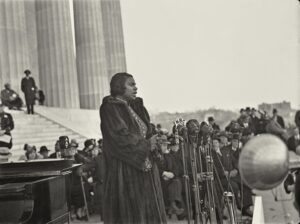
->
[14, 119, 52, 125]
[12, 127, 68, 134]
[13, 134, 82, 145]
[10, 113, 40, 117]
[6, 107, 87, 162]
[12, 131, 75, 139]
[5, 110, 27, 115]
[14, 123, 60, 129]
[11, 116, 42, 120]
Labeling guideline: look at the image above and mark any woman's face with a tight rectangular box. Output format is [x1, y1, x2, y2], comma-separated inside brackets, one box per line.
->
[122, 77, 137, 100]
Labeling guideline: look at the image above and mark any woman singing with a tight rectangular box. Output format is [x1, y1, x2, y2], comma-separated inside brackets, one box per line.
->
[100, 73, 167, 224]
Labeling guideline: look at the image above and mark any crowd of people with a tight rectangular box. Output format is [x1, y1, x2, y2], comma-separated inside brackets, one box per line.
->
[132, 106, 296, 222]
[17, 135, 105, 221]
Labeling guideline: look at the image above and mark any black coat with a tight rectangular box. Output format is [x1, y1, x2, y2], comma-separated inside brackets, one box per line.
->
[0, 112, 14, 134]
[100, 96, 166, 224]
[287, 136, 300, 152]
[276, 115, 285, 129]
[160, 150, 184, 178]
[220, 145, 238, 172]
[0, 112, 14, 149]
[21, 77, 36, 105]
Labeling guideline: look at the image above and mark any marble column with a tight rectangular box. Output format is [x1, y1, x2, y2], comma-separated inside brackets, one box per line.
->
[2, 0, 30, 96]
[0, 0, 9, 89]
[101, 0, 127, 79]
[73, 0, 109, 109]
[298, 4, 300, 109]
[24, 0, 39, 88]
[35, 0, 80, 108]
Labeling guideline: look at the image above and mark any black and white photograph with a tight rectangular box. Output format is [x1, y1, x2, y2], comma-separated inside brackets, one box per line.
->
[0, 0, 299, 223]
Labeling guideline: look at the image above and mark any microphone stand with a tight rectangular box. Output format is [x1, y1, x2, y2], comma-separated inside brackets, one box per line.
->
[188, 134, 202, 224]
[198, 135, 218, 223]
[175, 125, 192, 224]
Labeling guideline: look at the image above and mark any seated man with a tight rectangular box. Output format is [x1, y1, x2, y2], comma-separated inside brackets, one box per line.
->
[38, 89, 45, 105]
[0, 83, 23, 110]
[156, 134, 184, 216]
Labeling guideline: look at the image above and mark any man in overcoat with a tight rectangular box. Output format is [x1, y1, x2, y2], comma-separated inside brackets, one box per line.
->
[21, 69, 36, 114]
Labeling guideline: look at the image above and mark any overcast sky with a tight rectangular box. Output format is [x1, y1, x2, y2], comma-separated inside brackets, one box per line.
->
[120, 0, 299, 113]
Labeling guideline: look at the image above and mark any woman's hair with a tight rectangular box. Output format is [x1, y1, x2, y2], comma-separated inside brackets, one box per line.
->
[110, 72, 133, 97]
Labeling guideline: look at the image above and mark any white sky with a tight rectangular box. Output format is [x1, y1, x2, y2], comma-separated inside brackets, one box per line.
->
[120, 0, 299, 113]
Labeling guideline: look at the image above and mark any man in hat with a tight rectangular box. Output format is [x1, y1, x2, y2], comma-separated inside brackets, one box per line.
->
[219, 131, 229, 148]
[1, 83, 23, 110]
[208, 116, 220, 132]
[245, 107, 251, 116]
[39, 146, 50, 159]
[21, 69, 36, 114]
[249, 108, 260, 135]
[272, 108, 285, 129]
[237, 108, 246, 125]
[211, 136, 230, 218]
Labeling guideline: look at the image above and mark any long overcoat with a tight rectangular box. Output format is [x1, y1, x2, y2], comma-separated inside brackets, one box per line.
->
[21, 77, 36, 105]
[100, 96, 166, 224]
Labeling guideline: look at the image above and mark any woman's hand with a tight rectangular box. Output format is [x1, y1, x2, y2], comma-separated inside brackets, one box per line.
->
[142, 157, 152, 172]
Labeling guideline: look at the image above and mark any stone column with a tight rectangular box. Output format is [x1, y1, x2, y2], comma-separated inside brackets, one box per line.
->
[101, 0, 127, 79]
[35, 0, 80, 108]
[0, 0, 9, 88]
[298, 4, 300, 109]
[24, 0, 39, 88]
[73, 0, 109, 109]
[2, 0, 30, 95]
